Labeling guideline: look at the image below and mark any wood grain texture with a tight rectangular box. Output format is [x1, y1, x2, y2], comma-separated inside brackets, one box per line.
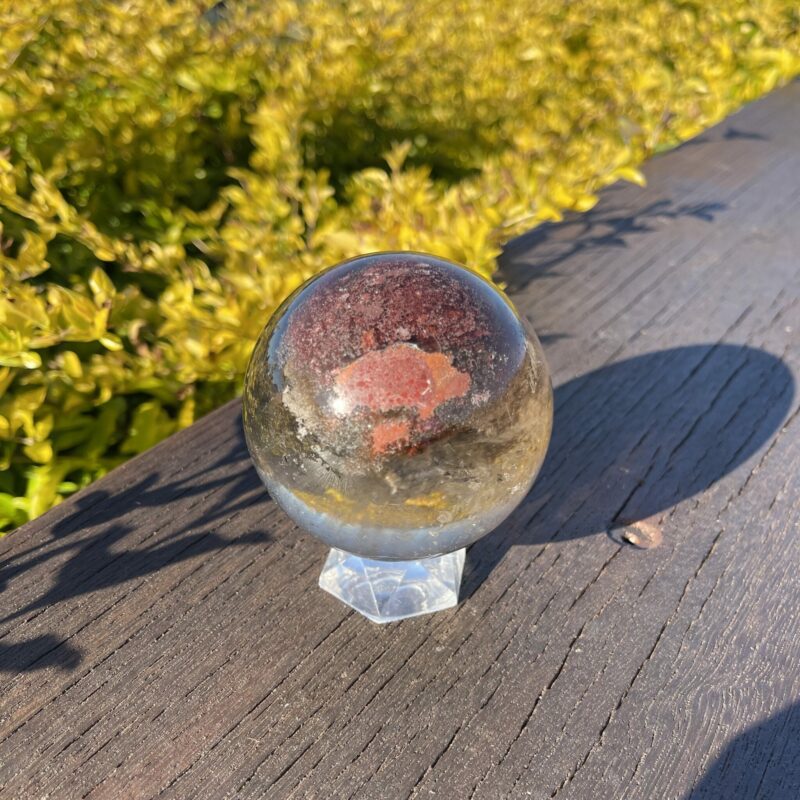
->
[1, 83, 799, 800]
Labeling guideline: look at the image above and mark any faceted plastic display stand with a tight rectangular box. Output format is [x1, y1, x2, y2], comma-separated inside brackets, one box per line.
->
[319, 547, 466, 623]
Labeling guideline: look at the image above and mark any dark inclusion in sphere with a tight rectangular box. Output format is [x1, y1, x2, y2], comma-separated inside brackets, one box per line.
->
[243, 252, 553, 560]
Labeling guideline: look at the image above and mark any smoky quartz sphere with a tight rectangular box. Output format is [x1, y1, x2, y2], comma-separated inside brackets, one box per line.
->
[243, 252, 553, 561]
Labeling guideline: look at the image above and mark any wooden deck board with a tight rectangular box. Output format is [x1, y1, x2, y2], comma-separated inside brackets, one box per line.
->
[1, 82, 798, 799]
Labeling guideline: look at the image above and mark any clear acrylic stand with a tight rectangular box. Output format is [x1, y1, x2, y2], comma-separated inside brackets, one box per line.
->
[319, 547, 466, 623]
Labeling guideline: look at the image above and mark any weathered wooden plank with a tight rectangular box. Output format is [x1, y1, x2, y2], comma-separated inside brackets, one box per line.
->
[0, 82, 798, 799]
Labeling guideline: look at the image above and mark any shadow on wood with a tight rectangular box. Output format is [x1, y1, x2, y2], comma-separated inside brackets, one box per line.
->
[496, 125, 775, 295]
[0, 419, 267, 674]
[685, 700, 800, 798]
[498, 195, 728, 293]
[465, 343, 794, 595]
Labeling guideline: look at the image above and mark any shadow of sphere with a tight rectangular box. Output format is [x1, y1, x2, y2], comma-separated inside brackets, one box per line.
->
[465, 343, 795, 590]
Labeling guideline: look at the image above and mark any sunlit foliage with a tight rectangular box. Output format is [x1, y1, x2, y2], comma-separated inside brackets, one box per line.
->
[0, 0, 798, 530]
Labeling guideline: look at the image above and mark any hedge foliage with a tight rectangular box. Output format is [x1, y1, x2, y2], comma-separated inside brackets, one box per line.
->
[0, 0, 798, 531]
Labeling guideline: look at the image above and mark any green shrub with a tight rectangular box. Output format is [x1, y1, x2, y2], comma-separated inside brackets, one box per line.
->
[0, 0, 798, 531]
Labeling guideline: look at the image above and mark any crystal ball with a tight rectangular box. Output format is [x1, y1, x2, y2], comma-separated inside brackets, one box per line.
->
[243, 252, 553, 560]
